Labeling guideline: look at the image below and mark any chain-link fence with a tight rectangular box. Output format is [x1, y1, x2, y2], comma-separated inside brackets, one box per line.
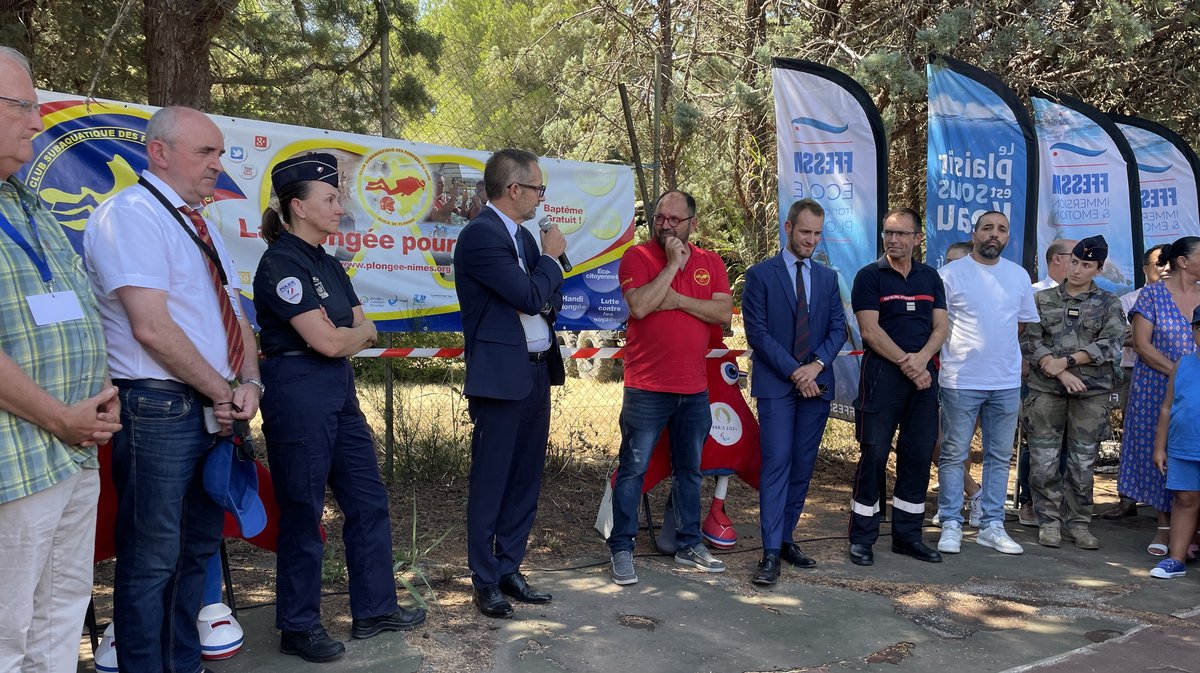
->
[347, 34, 656, 480]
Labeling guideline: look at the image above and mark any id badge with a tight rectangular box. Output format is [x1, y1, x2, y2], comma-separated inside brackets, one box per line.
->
[26, 290, 85, 325]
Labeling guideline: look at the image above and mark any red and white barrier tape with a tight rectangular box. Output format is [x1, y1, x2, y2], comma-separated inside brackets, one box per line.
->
[353, 347, 867, 359]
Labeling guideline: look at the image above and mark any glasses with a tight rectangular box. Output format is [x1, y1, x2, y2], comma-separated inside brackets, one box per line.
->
[511, 182, 547, 197]
[881, 230, 916, 239]
[0, 95, 37, 115]
[653, 214, 695, 228]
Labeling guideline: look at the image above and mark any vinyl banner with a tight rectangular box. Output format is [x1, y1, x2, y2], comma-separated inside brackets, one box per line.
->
[1031, 90, 1143, 294]
[19, 91, 636, 332]
[772, 58, 887, 420]
[1110, 115, 1200, 247]
[926, 54, 1036, 271]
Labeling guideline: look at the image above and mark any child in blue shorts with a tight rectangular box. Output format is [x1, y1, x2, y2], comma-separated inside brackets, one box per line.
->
[1150, 305, 1200, 578]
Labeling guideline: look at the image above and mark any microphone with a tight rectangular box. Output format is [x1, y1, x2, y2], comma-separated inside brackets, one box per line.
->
[537, 216, 573, 272]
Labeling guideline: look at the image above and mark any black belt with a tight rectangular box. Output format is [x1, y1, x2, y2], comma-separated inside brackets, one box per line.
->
[112, 378, 211, 405]
[529, 349, 553, 362]
[270, 350, 311, 358]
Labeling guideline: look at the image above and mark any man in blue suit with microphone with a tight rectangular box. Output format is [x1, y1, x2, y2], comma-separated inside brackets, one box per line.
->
[454, 148, 567, 618]
[742, 198, 847, 585]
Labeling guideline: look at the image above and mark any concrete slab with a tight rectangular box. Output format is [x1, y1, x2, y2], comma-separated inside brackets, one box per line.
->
[203, 605, 423, 673]
[76, 504, 1200, 673]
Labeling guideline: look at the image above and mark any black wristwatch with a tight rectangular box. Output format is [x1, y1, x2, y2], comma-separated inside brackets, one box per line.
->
[1066, 355, 1077, 368]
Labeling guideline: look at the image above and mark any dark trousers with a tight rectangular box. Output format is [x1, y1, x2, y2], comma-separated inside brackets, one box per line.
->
[466, 359, 551, 589]
[757, 392, 832, 551]
[112, 384, 222, 673]
[262, 356, 397, 631]
[850, 354, 938, 545]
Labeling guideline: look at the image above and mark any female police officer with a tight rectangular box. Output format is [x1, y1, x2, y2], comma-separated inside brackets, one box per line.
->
[254, 153, 424, 663]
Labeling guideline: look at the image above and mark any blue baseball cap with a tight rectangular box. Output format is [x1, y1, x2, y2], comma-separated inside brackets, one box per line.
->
[203, 438, 267, 538]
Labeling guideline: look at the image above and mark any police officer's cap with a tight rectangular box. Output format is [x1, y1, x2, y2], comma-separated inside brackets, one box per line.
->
[1072, 235, 1108, 264]
[272, 153, 338, 190]
[1192, 305, 1200, 326]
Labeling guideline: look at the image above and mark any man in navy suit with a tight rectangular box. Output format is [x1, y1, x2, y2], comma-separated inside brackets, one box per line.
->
[453, 148, 567, 618]
[742, 198, 847, 585]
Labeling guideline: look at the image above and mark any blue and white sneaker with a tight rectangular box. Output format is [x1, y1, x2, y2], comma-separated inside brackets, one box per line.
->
[1150, 558, 1186, 579]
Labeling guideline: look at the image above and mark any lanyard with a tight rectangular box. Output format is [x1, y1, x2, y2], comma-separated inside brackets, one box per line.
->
[0, 198, 54, 288]
[137, 176, 228, 286]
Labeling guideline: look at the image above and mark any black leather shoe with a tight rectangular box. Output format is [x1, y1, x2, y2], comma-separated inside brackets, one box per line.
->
[849, 543, 874, 566]
[351, 605, 427, 639]
[499, 573, 552, 604]
[780, 542, 817, 568]
[474, 586, 514, 618]
[280, 626, 345, 663]
[891, 539, 943, 563]
[752, 553, 780, 585]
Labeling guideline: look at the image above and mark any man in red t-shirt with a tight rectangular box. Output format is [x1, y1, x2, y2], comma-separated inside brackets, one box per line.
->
[607, 190, 733, 586]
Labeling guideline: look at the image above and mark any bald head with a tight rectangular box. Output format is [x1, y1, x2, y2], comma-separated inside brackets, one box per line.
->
[1045, 238, 1077, 283]
[0, 46, 42, 180]
[144, 106, 226, 205]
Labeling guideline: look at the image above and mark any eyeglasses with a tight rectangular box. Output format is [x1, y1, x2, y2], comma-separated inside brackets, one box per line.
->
[881, 230, 916, 239]
[511, 182, 547, 197]
[0, 95, 37, 115]
[653, 214, 695, 228]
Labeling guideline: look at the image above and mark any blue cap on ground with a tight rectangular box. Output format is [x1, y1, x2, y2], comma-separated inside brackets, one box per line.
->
[203, 438, 267, 538]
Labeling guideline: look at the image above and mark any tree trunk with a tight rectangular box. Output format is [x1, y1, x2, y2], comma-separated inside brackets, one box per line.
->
[0, 0, 36, 59]
[656, 0, 676, 191]
[142, 0, 235, 108]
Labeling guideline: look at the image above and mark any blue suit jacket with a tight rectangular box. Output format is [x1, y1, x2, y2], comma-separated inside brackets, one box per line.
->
[453, 207, 565, 400]
[742, 254, 847, 400]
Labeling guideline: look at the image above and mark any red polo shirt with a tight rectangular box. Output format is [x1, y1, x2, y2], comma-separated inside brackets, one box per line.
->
[619, 239, 730, 394]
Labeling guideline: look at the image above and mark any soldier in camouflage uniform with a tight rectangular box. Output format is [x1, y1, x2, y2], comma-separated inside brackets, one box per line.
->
[1020, 236, 1126, 549]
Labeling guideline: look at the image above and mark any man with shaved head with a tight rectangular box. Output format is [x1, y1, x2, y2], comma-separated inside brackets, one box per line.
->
[85, 105, 262, 672]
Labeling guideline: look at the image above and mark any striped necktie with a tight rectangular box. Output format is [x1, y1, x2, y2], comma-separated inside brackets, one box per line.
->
[179, 206, 245, 376]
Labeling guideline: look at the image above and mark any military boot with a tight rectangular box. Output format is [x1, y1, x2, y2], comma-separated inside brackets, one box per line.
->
[1038, 523, 1061, 548]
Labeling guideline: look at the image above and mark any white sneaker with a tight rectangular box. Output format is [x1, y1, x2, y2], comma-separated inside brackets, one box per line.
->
[931, 510, 941, 526]
[937, 521, 962, 553]
[968, 494, 983, 528]
[977, 524, 1024, 555]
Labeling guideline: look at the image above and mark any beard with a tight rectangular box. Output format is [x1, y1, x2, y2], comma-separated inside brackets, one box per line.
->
[976, 240, 1003, 259]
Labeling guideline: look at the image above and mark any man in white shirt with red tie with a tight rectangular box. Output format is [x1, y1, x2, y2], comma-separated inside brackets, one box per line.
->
[84, 106, 261, 673]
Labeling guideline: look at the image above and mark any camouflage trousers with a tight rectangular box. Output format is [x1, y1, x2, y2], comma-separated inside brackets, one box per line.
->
[1022, 390, 1112, 528]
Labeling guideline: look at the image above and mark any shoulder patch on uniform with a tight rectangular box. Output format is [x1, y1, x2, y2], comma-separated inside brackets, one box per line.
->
[276, 277, 303, 304]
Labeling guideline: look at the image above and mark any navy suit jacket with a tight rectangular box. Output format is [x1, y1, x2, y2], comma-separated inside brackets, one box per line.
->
[742, 253, 847, 400]
[453, 207, 565, 400]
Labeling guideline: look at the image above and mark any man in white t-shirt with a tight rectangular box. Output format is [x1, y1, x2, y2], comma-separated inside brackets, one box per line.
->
[936, 211, 1039, 555]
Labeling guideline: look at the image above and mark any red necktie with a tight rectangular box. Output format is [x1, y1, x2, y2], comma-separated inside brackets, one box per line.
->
[793, 260, 810, 362]
[180, 206, 245, 377]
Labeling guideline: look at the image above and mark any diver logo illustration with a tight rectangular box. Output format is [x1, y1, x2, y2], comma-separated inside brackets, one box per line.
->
[356, 148, 434, 227]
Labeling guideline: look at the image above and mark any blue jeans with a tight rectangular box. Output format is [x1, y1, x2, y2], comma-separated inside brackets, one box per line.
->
[112, 386, 223, 673]
[608, 388, 711, 553]
[938, 387, 1020, 527]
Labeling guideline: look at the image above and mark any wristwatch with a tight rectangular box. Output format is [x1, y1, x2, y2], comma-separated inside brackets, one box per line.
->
[813, 356, 826, 370]
[1065, 355, 1077, 368]
[243, 378, 267, 394]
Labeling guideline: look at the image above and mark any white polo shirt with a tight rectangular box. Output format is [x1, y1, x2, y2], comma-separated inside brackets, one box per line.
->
[84, 170, 241, 381]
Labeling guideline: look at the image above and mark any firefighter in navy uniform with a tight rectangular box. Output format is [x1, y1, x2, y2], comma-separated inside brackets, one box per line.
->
[253, 153, 425, 664]
[847, 208, 949, 565]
